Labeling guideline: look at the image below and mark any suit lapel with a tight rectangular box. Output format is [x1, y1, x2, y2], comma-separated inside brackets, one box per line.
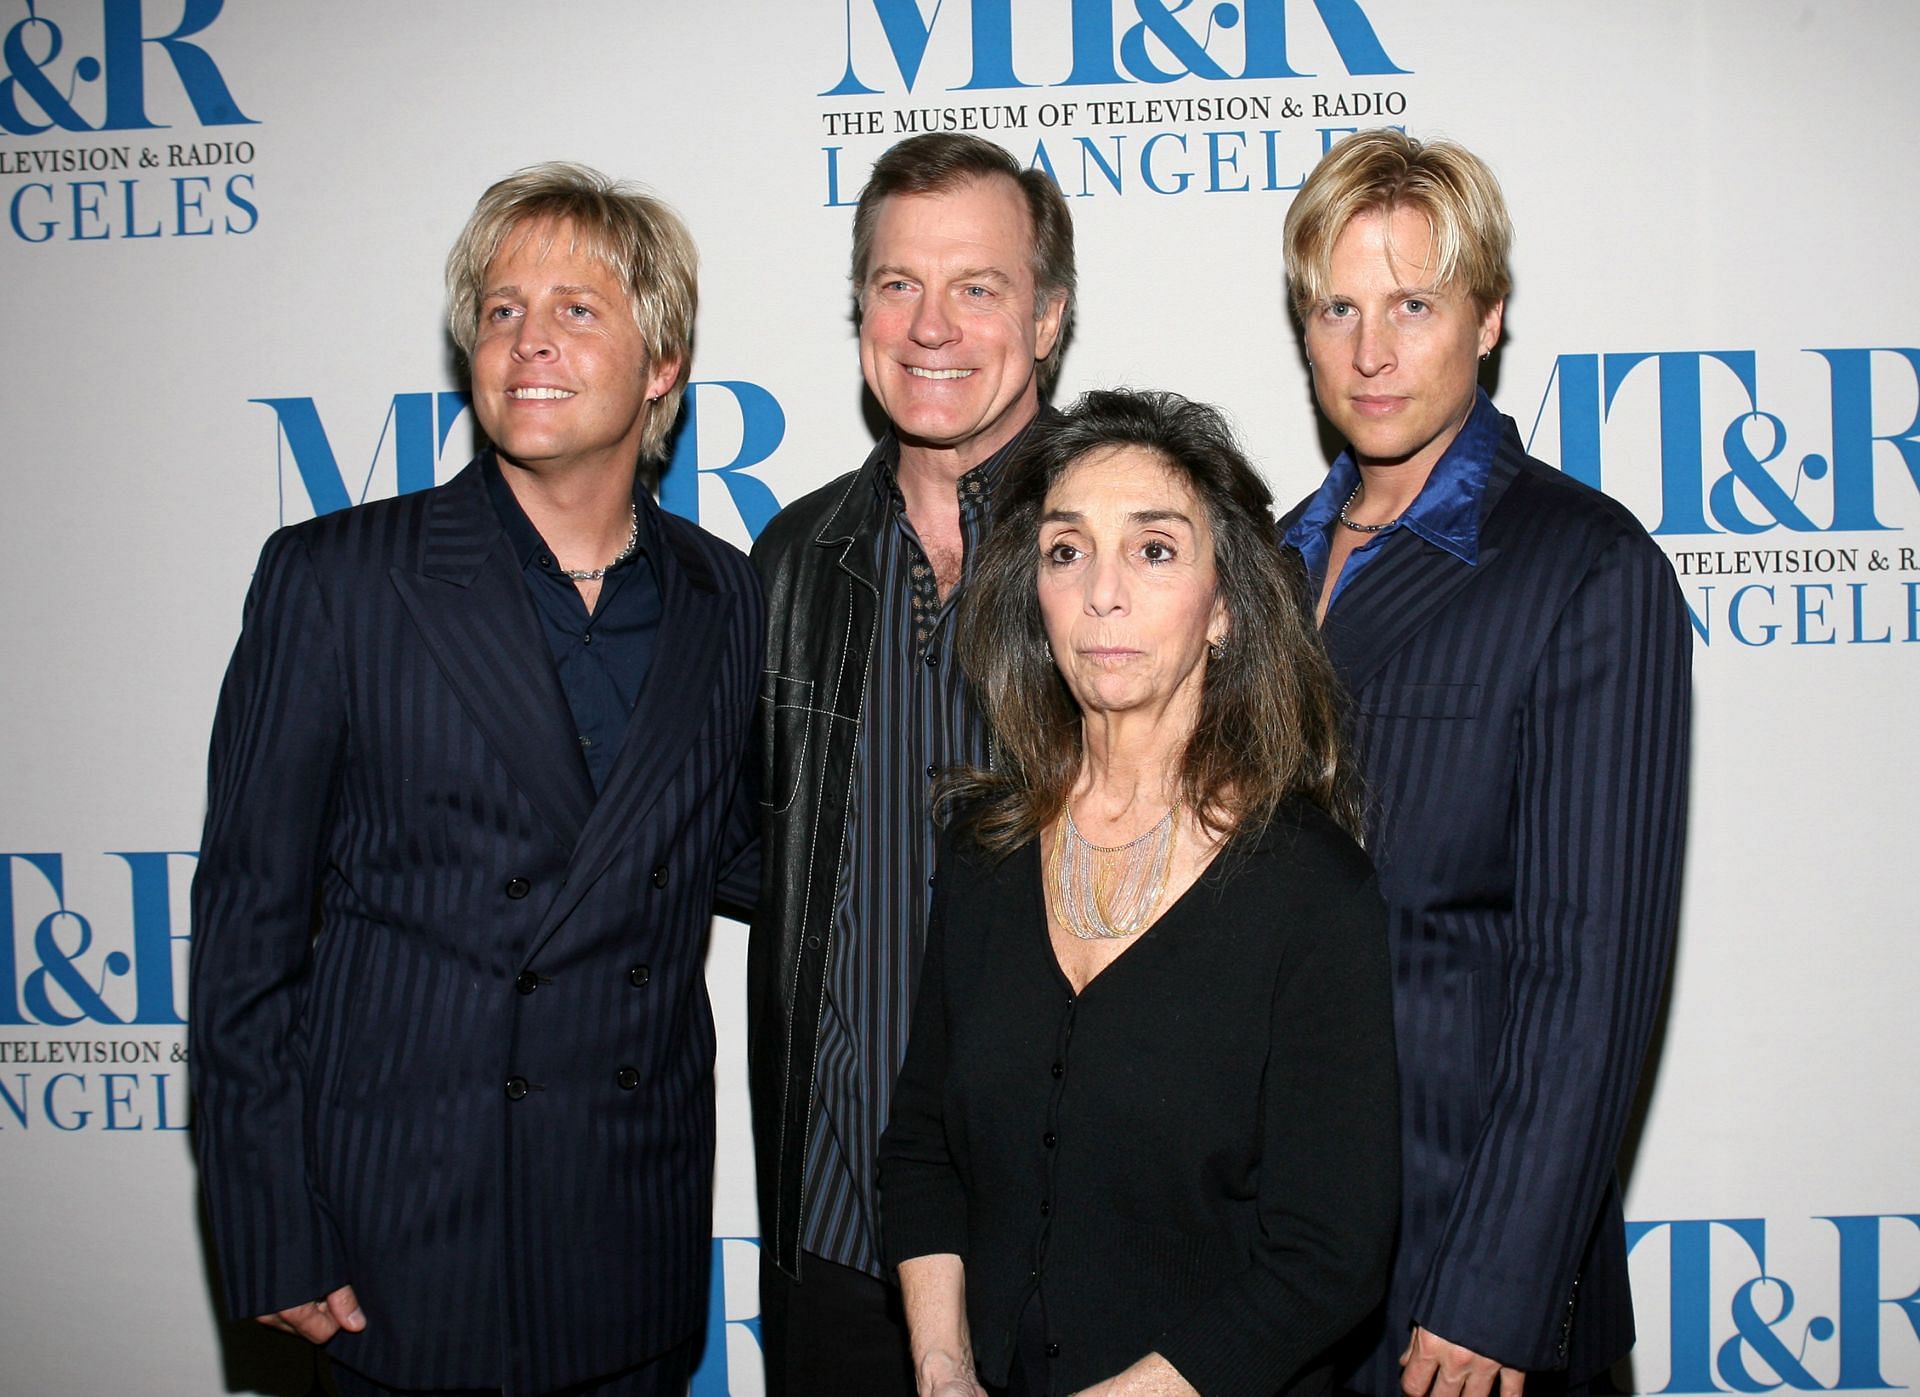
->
[1320, 426, 1527, 694]
[527, 501, 734, 952]
[390, 462, 595, 848]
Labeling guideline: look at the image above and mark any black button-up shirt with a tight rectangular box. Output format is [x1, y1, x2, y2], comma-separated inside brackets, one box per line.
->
[483, 454, 661, 793]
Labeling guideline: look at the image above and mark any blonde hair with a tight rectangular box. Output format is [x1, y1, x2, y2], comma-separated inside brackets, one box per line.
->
[1283, 129, 1511, 318]
[446, 162, 697, 462]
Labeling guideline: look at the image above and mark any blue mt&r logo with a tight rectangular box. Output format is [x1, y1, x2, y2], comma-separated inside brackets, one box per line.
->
[258, 384, 790, 544]
[2, 0, 260, 242]
[825, 0, 1407, 95]
[0, 0, 255, 135]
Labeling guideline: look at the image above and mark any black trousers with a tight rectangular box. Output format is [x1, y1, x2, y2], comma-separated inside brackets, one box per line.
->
[759, 1248, 915, 1397]
[327, 1340, 695, 1397]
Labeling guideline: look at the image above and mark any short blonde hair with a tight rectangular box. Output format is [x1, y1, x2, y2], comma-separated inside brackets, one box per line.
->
[446, 162, 697, 462]
[1283, 129, 1512, 319]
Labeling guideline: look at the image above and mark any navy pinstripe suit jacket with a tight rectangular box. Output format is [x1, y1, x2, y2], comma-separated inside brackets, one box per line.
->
[1282, 418, 1691, 1390]
[190, 456, 761, 1395]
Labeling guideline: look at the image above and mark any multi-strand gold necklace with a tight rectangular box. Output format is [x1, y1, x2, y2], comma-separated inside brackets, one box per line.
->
[1048, 797, 1180, 940]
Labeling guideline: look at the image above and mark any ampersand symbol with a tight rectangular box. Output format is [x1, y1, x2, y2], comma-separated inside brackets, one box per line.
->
[0, 12, 100, 137]
[1868, 551, 1889, 571]
[1280, 97, 1302, 118]
[139, 146, 159, 168]
[1121, 1, 1237, 83]
[1709, 411, 1818, 534]
[23, 909, 127, 1026]
[1715, 1275, 1826, 1392]
[170, 1041, 188, 1063]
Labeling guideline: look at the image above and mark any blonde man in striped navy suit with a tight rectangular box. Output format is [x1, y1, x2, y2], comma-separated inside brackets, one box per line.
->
[1280, 129, 1691, 1397]
[192, 164, 761, 1397]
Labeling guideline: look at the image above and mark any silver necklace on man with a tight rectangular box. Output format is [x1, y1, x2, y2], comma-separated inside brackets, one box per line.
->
[1338, 482, 1398, 533]
[560, 503, 640, 580]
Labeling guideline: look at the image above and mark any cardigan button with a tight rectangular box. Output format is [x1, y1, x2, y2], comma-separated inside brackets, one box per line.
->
[1042, 1132, 1056, 1149]
[1039, 1199, 1051, 1217]
[1050, 1061, 1064, 1078]
[1045, 1342, 1060, 1359]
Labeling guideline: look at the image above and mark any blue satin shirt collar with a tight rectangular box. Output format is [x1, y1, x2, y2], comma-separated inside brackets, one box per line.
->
[1284, 387, 1503, 571]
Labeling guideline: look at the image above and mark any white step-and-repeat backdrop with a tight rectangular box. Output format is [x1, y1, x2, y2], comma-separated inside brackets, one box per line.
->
[2, 2, 1913, 1393]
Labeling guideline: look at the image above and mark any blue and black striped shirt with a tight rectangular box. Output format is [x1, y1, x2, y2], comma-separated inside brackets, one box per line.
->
[798, 428, 1026, 1277]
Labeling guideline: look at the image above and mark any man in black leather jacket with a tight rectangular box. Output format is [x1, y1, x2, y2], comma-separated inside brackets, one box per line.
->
[747, 132, 1075, 1396]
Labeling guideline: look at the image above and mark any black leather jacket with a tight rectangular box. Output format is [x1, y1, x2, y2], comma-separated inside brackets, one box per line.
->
[746, 442, 889, 1277]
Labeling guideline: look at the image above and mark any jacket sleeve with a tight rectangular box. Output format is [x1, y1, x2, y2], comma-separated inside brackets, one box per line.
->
[714, 566, 766, 919]
[713, 758, 761, 920]
[1413, 531, 1691, 1369]
[878, 830, 970, 1268]
[1155, 862, 1402, 1397]
[188, 528, 350, 1319]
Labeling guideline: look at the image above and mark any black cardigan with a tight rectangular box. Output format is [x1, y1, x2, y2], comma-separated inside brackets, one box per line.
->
[879, 799, 1401, 1397]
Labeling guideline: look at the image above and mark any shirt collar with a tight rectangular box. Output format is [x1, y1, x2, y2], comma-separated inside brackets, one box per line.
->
[1283, 387, 1503, 566]
[482, 450, 654, 573]
[872, 412, 1044, 521]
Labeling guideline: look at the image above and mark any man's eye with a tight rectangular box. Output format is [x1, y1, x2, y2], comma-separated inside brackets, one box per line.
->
[1403, 298, 1428, 314]
[565, 303, 592, 320]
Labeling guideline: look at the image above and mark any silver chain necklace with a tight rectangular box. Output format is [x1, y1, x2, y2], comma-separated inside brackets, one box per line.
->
[560, 503, 639, 580]
[1048, 798, 1180, 940]
[1337, 481, 1398, 533]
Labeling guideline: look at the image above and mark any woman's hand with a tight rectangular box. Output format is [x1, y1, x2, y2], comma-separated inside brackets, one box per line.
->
[918, 1346, 989, 1397]
[899, 1253, 988, 1397]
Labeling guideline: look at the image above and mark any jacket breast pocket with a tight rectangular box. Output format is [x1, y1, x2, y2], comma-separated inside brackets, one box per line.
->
[1359, 682, 1483, 720]
[759, 672, 818, 814]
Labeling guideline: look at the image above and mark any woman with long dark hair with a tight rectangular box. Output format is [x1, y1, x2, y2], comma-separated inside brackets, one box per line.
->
[880, 389, 1400, 1397]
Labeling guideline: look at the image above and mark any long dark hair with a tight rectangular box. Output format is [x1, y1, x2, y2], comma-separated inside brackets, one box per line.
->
[946, 388, 1360, 853]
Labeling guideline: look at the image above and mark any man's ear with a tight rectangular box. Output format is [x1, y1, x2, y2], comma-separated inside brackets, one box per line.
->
[1035, 291, 1068, 363]
[645, 354, 682, 403]
[1477, 298, 1505, 359]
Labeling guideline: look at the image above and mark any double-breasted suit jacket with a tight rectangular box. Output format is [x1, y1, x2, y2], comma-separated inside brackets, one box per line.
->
[190, 455, 761, 1395]
[1281, 410, 1691, 1389]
